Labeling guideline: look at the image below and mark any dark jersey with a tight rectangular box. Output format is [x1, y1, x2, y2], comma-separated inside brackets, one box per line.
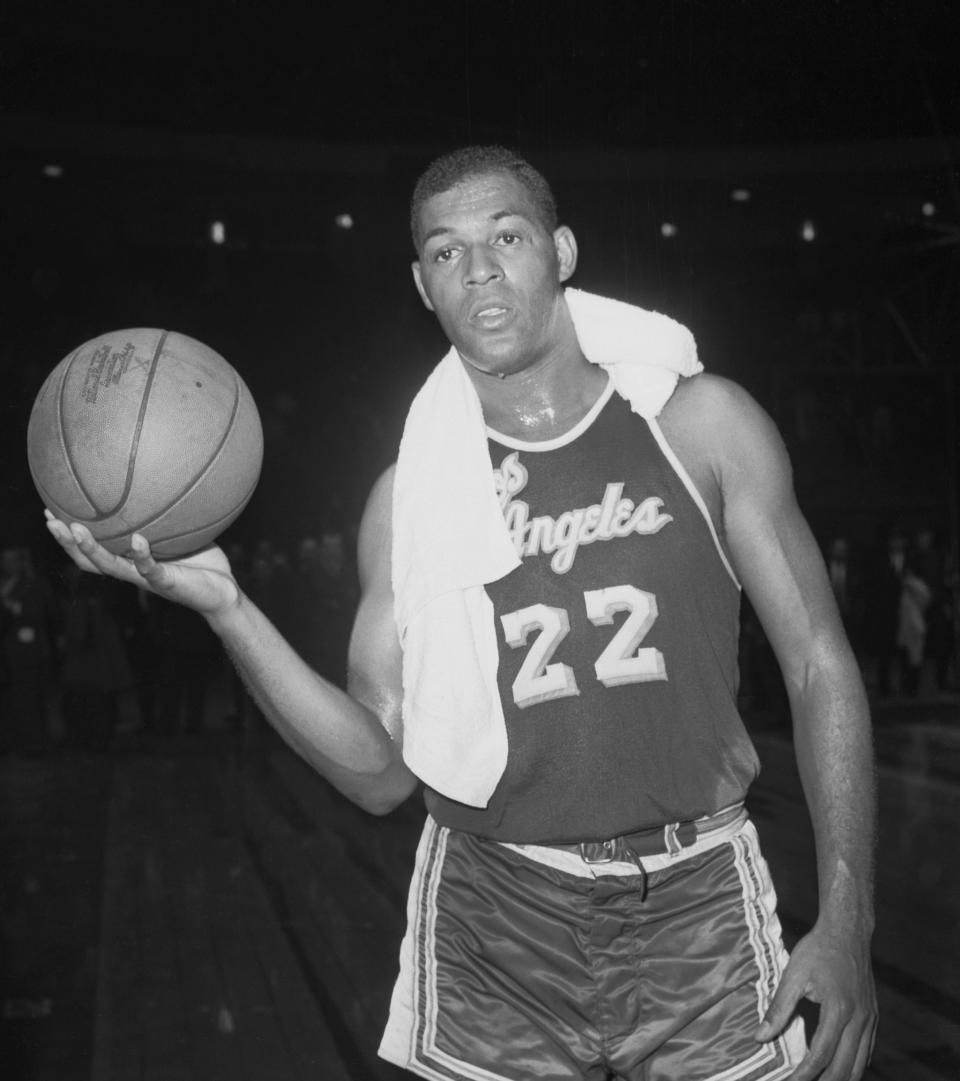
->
[425, 381, 759, 843]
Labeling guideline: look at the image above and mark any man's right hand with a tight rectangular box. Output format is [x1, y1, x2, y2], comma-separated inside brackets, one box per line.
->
[45, 512, 239, 619]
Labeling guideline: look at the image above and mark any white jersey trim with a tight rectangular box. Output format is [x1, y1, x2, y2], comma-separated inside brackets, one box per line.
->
[645, 416, 741, 589]
[486, 377, 615, 452]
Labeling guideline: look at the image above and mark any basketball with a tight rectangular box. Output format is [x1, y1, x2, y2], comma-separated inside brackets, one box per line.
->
[27, 329, 263, 559]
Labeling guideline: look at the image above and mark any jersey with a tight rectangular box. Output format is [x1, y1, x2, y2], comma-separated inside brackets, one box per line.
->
[424, 380, 760, 843]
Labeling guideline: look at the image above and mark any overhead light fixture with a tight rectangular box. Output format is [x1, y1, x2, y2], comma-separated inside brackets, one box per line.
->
[801, 220, 816, 242]
[660, 222, 677, 238]
[731, 188, 751, 203]
[42, 164, 63, 178]
[335, 213, 354, 229]
[210, 221, 226, 245]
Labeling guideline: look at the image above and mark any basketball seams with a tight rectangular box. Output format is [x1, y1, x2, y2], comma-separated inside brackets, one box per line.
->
[94, 376, 255, 548]
[57, 331, 168, 521]
[115, 329, 169, 517]
[96, 455, 259, 551]
[57, 345, 102, 515]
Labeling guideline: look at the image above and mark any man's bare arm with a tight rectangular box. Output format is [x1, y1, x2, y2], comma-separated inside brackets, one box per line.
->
[45, 466, 417, 815]
[664, 375, 877, 1081]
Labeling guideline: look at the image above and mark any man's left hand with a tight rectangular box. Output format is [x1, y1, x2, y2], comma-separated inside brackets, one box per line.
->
[755, 923, 877, 1081]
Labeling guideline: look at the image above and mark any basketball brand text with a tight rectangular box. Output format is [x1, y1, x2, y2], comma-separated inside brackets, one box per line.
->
[81, 342, 135, 404]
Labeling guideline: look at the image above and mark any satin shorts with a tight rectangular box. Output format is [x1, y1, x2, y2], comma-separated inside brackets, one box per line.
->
[379, 815, 806, 1080]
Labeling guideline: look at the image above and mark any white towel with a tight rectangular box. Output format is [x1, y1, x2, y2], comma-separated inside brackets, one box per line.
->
[392, 287, 702, 806]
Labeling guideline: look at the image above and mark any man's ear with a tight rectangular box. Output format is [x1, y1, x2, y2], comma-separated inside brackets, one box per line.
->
[554, 226, 578, 283]
[411, 262, 435, 312]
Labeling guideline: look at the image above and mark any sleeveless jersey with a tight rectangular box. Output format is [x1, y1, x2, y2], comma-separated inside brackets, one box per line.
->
[424, 381, 760, 844]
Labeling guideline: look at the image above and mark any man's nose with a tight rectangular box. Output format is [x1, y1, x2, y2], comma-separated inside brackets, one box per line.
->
[463, 246, 503, 286]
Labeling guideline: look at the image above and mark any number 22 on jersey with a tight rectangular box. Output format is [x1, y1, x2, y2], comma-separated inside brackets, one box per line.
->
[499, 584, 667, 709]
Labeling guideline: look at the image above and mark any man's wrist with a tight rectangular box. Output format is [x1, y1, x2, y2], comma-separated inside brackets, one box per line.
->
[815, 894, 876, 942]
[204, 589, 247, 638]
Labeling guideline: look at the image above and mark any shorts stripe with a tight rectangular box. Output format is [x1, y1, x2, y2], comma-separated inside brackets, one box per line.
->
[380, 818, 515, 1081]
[705, 822, 805, 1081]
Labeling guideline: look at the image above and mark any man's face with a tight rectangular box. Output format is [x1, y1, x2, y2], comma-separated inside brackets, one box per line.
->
[412, 172, 577, 378]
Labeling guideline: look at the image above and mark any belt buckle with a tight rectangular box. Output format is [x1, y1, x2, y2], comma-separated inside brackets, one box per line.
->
[579, 838, 619, 864]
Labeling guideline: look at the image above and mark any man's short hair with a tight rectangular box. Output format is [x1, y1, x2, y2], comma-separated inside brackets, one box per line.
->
[410, 145, 558, 250]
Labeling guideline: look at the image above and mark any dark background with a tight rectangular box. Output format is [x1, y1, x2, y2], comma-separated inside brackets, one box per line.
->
[2, 6, 960, 1078]
[2, 0, 959, 561]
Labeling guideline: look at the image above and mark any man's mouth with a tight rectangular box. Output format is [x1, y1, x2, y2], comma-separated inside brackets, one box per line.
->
[470, 305, 513, 328]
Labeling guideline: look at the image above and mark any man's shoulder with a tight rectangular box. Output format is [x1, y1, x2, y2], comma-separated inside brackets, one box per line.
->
[368, 462, 396, 504]
[664, 371, 756, 423]
[663, 372, 781, 455]
[656, 372, 750, 461]
[357, 464, 397, 591]
[656, 372, 792, 518]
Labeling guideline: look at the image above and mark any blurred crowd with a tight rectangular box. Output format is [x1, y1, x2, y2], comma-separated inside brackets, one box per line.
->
[0, 529, 357, 755]
[738, 523, 959, 718]
[1, 521, 957, 756]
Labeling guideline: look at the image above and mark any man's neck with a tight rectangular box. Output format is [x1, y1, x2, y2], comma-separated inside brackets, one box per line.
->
[463, 339, 608, 442]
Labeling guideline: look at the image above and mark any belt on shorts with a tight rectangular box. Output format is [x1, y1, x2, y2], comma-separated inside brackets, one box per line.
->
[545, 803, 746, 865]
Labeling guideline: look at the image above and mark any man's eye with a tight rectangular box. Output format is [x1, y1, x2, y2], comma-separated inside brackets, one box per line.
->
[434, 247, 456, 263]
[497, 232, 521, 246]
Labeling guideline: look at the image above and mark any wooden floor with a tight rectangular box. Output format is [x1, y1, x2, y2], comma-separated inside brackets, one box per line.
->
[2, 695, 959, 1080]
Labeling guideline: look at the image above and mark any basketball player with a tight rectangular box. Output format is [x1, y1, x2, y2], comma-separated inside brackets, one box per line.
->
[46, 146, 877, 1080]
